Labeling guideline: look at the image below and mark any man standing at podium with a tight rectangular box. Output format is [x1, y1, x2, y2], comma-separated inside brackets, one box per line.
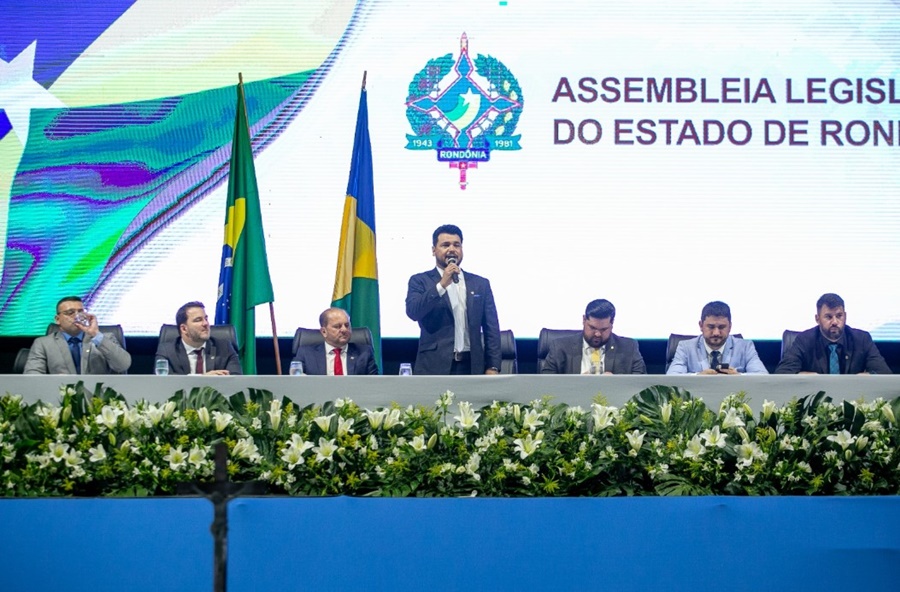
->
[775, 293, 891, 374]
[292, 308, 378, 375]
[541, 299, 646, 374]
[406, 224, 501, 375]
[155, 301, 242, 375]
[24, 296, 131, 375]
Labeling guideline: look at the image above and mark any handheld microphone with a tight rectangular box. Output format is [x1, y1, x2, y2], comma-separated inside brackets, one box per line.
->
[447, 256, 459, 284]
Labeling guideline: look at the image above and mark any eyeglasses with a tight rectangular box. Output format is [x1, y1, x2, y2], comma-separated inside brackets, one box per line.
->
[58, 308, 85, 317]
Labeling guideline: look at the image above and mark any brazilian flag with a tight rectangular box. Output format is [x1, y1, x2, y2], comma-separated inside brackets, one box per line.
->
[215, 78, 274, 374]
[331, 86, 382, 371]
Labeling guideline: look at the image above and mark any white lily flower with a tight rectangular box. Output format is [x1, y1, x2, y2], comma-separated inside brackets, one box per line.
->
[197, 407, 211, 427]
[145, 405, 165, 426]
[721, 407, 745, 429]
[36, 404, 61, 429]
[188, 445, 208, 468]
[95, 406, 123, 430]
[625, 429, 645, 452]
[281, 445, 307, 469]
[162, 401, 176, 419]
[164, 446, 188, 470]
[683, 435, 706, 459]
[512, 404, 522, 424]
[64, 450, 84, 467]
[521, 409, 544, 431]
[761, 400, 777, 421]
[409, 435, 427, 452]
[88, 444, 107, 463]
[267, 400, 283, 430]
[232, 437, 262, 463]
[337, 416, 354, 437]
[513, 433, 542, 459]
[313, 437, 338, 463]
[856, 435, 869, 451]
[660, 402, 672, 424]
[382, 409, 404, 430]
[313, 414, 335, 433]
[700, 425, 727, 448]
[454, 401, 480, 430]
[591, 404, 618, 431]
[212, 411, 233, 433]
[437, 390, 455, 408]
[365, 409, 386, 429]
[882, 405, 896, 425]
[827, 430, 856, 450]
[736, 442, 764, 467]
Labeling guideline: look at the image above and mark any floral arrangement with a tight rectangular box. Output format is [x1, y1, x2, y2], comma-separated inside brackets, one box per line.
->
[2, 382, 899, 497]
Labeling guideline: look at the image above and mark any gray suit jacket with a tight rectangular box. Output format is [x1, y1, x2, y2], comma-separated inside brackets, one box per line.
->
[24, 331, 131, 375]
[541, 333, 646, 374]
[405, 268, 501, 375]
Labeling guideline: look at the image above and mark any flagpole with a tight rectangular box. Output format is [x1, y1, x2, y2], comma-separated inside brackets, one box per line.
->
[361, 70, 367, 91]
[236, 72, 282, 375]
[269, 302, 282, 375]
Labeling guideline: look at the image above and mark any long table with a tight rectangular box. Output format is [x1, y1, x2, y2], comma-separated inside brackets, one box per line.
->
[4, 374, 900, 409]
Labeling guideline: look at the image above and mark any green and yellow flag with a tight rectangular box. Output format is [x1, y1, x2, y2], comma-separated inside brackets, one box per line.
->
[215, 77, 274, 374]
[332, 85, 382, 371]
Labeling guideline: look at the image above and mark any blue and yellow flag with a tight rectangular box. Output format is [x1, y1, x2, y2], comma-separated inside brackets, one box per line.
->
[332, 86, 382, 371]
[215, 79, 274, 374]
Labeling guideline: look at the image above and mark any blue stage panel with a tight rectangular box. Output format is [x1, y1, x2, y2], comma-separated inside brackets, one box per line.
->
[0, 498, 213, 592]
[227, 497, 900, 592]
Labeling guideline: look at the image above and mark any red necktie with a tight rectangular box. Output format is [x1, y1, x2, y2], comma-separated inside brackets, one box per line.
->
[333, 348, 343, 375]
[195, 347, 205, 374]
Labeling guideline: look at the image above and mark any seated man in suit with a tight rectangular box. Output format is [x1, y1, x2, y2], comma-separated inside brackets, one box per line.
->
[155, 301, 242, 375]
[775, 293, 890, 374]
[667, 301, 768, 375]
[24, 296, 132, 375]
[292, 307, 378, 375]
[541, 299, 646, 374]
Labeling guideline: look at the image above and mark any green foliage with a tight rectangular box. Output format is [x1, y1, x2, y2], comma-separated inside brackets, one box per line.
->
[1, 385, 899, 498]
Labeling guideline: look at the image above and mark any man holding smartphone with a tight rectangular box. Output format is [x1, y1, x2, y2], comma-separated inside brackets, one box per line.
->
[667, 301, 768, 375]
[23, 296, 132, 374]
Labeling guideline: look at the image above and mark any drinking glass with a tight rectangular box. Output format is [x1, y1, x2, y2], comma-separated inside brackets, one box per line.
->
[154, 359, 169, 376]
[289, 361, 304, 376]
[399, 363, 413, 376]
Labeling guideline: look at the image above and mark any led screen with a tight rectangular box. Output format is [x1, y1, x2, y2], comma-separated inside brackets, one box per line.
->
[2, 0, 899, 340]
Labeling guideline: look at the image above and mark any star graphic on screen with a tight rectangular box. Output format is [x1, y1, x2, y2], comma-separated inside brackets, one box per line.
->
[0, 41, 66, 145]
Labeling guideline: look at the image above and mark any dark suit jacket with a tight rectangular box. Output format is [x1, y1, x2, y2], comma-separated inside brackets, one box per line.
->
[540, 333, 646, 374]
[292, 342, 378, 375]
[405, 268, 501, 375]
[155, 336, 243, 375]
[775, 326, 891, 374]
[24, 331, 131, 375]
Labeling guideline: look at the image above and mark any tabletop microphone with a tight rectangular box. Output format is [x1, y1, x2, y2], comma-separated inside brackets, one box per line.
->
[447, 256, 459, 283]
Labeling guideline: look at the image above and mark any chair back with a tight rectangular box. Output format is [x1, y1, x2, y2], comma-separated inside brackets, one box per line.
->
[499, 329, 518, 374]
[292, 326, 374, 355]
[47, 323, 126, 349]
[536, 328, 581, 370]
[158, 324, 238, 352]
[13, 348, 30, 374]
[781, 330, 801, 361]
[666, 334, 695, 371]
